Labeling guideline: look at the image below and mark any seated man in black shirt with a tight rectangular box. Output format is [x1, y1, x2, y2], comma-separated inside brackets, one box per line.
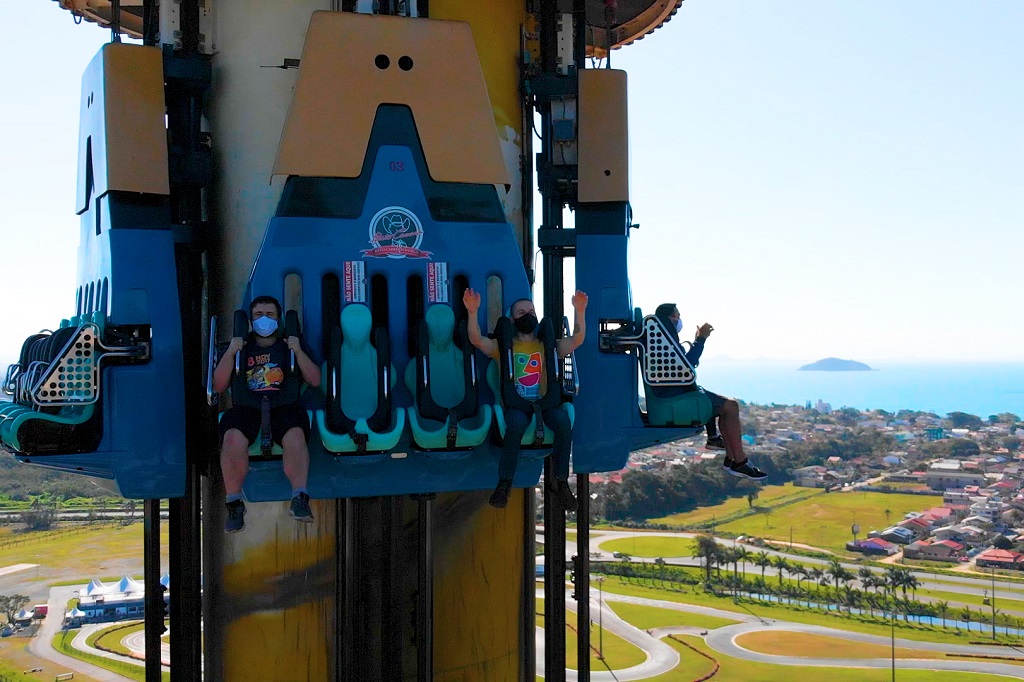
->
[212, 295, 322, 532]
[654, 303, 766, 481]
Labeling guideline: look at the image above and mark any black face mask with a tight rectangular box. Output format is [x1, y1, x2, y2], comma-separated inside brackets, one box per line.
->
[514, 313, 539, 335]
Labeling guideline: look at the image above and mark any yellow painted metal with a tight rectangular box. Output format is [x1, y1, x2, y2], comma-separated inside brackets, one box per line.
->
[274, 11, 509, 187]
[433, 490, 527, 681]
[431, 0, 528, 232]
[578, 69, 629, 203]
[76, 43, 169, 215]
[423, 3, 531, 679]
[220, 502, 337, 680]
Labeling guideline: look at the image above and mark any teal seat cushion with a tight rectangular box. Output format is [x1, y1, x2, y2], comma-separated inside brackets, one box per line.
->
[643, 385, 713, 427]
[403, 306, 491, 451]
[406, 400, 491, 450]
[3, 403, 96, 451]
[316, 304, 405, 453]
[316, 409, 406, 453]
[336, 305, 380, 420]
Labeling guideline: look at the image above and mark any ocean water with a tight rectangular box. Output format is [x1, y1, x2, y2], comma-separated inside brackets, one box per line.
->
[694, 361, 1024, 418]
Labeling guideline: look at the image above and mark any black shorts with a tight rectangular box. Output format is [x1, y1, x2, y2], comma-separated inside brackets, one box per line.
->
[702, 388, 730, 417]
[219, 403, 310, 446]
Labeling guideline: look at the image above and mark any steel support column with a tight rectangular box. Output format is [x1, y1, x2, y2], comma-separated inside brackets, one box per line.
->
[575, 476, 591, 677]
[415, 495, 435, 681]
[143, 499, 164, 682]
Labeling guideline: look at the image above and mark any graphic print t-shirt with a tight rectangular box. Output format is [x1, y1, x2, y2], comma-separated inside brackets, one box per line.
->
[246, 339, 290, 393]
[511, 339, 546, 400]
[225, 336, 317, 409]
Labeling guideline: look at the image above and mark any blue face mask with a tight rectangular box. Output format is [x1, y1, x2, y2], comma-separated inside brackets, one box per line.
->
[674, 319, 683, 334]
[252, 315, 279, 338]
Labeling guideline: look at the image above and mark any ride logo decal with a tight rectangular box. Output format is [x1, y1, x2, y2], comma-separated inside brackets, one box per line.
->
[361, 206, 432, 259]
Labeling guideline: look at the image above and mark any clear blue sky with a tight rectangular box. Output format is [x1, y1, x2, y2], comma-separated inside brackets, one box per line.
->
[2, 0, 1021, 365]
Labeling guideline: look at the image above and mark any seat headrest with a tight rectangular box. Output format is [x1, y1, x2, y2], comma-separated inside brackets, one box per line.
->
[341, 305, 373, 352]
[425, 305, 454, 352]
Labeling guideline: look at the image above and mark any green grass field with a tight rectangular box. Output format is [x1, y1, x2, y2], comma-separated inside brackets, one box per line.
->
[52, 630, 169, 682]
[599, 535, 695, 558]
[597, 576, 1023, 647]
[716, 490, 943, 553]
[649, 484, 821, 527]
[94, 621, 145, 656]
[607, 602, 739, 631]
[661, 635, 1015, 682]
[537, 598, 646, 670]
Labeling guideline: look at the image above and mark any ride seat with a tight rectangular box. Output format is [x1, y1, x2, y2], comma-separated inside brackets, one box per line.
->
[404, 305, 491, 454]
[639, 308, 713, 428]
[486, 316, 574, 460]
[316, 304, 405, 454]
[0, 315, 109, 454]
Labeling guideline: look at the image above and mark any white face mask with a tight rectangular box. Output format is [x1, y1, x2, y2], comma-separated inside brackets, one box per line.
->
[252, 315, 279, 338]
[674, 319, 683, 334]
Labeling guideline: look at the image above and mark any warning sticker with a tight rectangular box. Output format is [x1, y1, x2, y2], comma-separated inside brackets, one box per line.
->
[427, 262, 449, 303]
[343, 261, 366, 303]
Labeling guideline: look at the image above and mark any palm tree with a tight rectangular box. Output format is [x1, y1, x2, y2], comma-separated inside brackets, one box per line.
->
[961, 606, 973, 632]
[772, 556, 789, 587]
[755, 551, 772, 581]
[826, 558, 845, 591]
[694, 535, 718, 585]
[654, 557, 667, 588]
[904, 572, 920, 601]
[792, 564, 809, 591]
[937, 600, 949, 629]
[863, 592, 877, 618]
[735, 546, 751, 579]
[884, 508, 892, 526]
[883, 567, 902, 598]
[858, 567, 874, 590]
[809, 567, 826, 594]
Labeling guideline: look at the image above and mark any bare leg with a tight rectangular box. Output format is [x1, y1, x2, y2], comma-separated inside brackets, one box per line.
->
[281, 427, 310, 491]
[718, 399, 748, 464]
[220, 428, 250, 496]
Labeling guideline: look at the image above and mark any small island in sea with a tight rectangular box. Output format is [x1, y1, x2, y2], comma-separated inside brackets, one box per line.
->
[798, 357, 873, 371]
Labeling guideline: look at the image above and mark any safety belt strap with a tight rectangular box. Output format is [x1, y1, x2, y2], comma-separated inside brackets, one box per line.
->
[260, 395, 273, 457]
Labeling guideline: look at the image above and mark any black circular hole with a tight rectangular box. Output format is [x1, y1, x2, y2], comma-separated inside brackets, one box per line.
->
[604, 169, 611, 176]
[399, 56, 414, 71]
[375, 54, 390, 70]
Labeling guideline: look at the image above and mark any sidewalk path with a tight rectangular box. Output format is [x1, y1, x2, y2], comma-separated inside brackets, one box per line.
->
[29, 586, 133, 682]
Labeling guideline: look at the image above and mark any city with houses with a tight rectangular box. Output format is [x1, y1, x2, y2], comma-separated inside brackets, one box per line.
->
[591, 401, 1024, 570]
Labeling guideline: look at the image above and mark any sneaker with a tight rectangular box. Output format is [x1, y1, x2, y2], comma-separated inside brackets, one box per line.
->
[723, 455, 734, 469]
[489, 479, 513, 509]
[728, 460, 768, 481]
[225, 500, 246, 533]
[705, 435, 726, 451]
[289, 492, 314, 523]
[550, 480, 578, 512]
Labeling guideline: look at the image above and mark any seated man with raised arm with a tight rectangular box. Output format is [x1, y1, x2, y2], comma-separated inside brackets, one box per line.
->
[464, 289, 588, 510]
[654, 302, 766, 481]
[212, 295, 322, 532]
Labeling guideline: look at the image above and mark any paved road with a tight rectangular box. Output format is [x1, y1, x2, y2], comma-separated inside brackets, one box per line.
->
[705, 620, 1024, 678]
[29, 586, 133, 682]
[540, 584, 1024, 679]
[122, 629, 171, 666]
[535, 588, 680, 681]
